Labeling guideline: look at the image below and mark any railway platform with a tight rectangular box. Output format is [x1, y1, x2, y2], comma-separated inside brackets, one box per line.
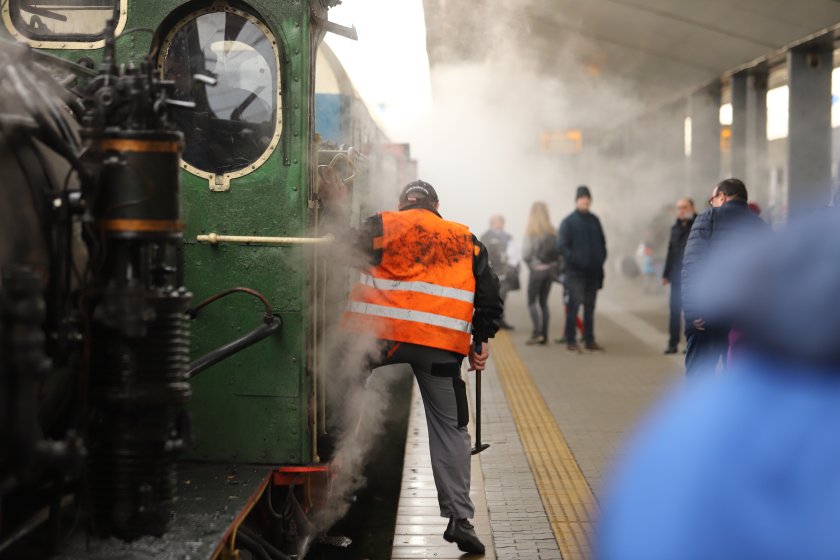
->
[392, 280, 683, 559]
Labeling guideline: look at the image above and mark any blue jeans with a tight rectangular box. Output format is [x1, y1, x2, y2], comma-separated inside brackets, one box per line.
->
[565, 273, 598, 344]
[527, 268, 553, 338]
[668, 282, 683, 349]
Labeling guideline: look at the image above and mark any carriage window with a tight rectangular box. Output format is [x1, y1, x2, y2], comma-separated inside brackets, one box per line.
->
[161, 10, 280, 177]
[7, 0, 121, 42]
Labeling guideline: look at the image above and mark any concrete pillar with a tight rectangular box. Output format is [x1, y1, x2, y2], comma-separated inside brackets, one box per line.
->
[787, 36, 833, 216]
[655, 100, 689, 198]
[730, 72, 748, 180]
[687, 82, 722, 204]
[745, 66, 769, 205]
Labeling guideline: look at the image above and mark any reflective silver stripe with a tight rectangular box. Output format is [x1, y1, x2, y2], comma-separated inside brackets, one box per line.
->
[358, 273, 474, 304]
[346, 302, 472, 333]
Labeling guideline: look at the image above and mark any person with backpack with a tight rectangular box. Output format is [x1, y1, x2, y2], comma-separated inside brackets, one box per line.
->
[522, 202, 560, 345]
[557, 186, 607, 353]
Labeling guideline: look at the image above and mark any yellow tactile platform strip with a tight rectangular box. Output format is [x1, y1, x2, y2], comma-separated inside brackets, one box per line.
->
[491, 330, 597, 560]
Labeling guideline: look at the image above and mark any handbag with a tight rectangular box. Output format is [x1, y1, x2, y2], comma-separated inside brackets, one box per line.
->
[503, 264, 521, 292]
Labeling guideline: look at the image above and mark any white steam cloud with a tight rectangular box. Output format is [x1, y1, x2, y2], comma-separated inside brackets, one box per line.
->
[403, 0, 706, 265]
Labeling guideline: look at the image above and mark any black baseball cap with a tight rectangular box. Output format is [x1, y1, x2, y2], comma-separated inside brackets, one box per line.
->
[399, 180, 439, 206]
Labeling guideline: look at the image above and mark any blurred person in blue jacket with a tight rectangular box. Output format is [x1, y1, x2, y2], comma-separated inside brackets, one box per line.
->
[598, 212, 840, 560]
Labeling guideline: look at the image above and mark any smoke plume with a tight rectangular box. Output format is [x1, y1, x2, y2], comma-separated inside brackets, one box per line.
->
[405, 0, 713, 267]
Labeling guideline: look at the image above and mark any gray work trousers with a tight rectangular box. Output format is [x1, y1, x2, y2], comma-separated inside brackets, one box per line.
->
[373, 341, 474, 520]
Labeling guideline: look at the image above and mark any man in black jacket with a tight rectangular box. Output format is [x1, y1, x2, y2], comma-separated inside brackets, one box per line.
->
[662, 198, 696, 354]
[681, 178, 766, 376]
[557, 185, 607, 352]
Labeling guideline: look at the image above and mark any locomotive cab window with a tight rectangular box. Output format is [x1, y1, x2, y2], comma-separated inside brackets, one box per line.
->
[160, 7, 282, 188]
[4, 0, 124, 45]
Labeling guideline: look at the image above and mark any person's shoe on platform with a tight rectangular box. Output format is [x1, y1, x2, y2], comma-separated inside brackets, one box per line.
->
[566, 343, 582, 354]
[585, 341, 605, 352]
[664, 346, 678, 355]
[444, 517, 485, 555]
[526, 335, 546, 345]
[499, 320, 514, 330]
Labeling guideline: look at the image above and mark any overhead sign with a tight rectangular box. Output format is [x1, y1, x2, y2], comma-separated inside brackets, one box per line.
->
[541, 129, 583, 154]
[720, 125, 732, 152]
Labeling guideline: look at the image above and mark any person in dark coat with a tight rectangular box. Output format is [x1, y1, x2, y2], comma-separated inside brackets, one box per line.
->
[557, 185, 607, 352]
[662, 198, 696, 354]
[681, 178, 766, 376]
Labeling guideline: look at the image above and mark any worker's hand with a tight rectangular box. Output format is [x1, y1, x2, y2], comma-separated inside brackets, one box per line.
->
[662, 277, 670, 286]
[468, 343, 490, 371]
[692, 318, 706, 331]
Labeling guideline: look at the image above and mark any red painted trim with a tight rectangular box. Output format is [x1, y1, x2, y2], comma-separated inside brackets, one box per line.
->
[276, 465, 330, 473]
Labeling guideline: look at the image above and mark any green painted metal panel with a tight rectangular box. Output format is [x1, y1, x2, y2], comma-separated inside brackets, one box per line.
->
[3, 0, 325, 464]
[177, 3, 315, 464]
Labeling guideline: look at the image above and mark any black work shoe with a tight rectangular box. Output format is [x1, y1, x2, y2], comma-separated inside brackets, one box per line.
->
[499, 321, 514, 330]
[443, 518, 485, 555]
[664, 346, 678, 355]
[584, 341, 605, 352]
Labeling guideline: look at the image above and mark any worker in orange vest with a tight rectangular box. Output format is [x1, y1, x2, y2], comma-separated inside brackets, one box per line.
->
[342, 180, 503, 555]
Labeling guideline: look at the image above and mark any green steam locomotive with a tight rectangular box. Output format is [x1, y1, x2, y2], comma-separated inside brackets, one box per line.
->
[0, 0, 414, 557]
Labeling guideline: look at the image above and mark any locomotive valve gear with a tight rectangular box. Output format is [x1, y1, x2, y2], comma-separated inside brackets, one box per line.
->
[342, 181, 503, 550]
[78, 22, 195, 540]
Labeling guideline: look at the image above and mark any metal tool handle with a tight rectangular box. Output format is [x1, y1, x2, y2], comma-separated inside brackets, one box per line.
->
[471, 340, 490, 455]
[473, 340, 483, 369]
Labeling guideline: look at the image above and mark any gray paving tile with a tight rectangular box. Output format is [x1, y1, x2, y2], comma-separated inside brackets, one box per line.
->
[500, 281, 680, 496]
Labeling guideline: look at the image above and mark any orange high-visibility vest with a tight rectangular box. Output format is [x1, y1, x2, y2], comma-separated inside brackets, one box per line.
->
[342, 209, 477, 355]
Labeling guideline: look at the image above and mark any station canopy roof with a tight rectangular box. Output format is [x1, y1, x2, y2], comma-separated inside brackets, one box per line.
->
[423, 0, 840, 120]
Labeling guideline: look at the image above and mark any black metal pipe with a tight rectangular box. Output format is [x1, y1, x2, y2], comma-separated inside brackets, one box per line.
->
[237, 525, 292, 560]
[187, 286, 273, 318]
[186, 314, 282, 379]
[234, 530, 273, 560]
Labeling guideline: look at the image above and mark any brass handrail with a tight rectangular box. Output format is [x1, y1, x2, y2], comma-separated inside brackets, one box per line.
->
[196, 233, 335, 246]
